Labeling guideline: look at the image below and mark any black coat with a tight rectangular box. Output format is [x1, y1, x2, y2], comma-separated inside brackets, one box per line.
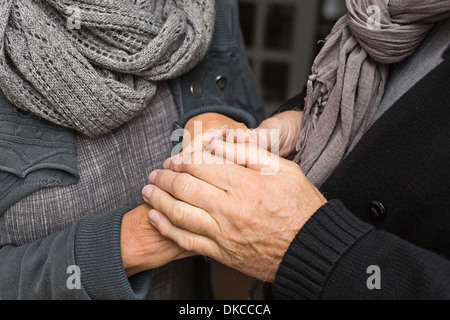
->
[272, 44, 450, 299]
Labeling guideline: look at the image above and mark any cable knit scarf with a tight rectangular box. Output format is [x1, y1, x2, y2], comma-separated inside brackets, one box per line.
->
[295, 0, 450, 187]
[0, 0, 215, 137]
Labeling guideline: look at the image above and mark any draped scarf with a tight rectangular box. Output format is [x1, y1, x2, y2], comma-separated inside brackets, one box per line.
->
[296, 0, 450, 187]
[0, 0, 215, 137]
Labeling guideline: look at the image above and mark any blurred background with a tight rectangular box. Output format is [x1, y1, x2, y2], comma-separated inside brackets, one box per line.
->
[238, 0, 346, 116]
[211, 0, 346, 299]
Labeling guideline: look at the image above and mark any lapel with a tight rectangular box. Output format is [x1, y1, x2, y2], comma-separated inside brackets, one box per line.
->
[320, 43, 450, 253]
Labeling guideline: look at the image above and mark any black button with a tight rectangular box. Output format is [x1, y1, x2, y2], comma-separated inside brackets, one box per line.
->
[369, 200, 386, 219]
[215, 75, 227, 90]
[190, 82, 202, 98]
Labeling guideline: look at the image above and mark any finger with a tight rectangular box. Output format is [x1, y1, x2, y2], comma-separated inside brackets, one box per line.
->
[163, 150, 244, 190]
[165, 147, 234, 169]
[183, 125, 229, 152]
[148, 169, 226, 213]
[149, 209, 221, 259]
[233, 128, 269, 150]
[207, 139, 282, 175]
[143, 184, 219, 237]
[232, 129, 254, 144]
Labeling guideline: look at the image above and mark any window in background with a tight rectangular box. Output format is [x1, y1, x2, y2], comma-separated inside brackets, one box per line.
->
[238, 0, 345, 116]
[264, 4, 295, 51]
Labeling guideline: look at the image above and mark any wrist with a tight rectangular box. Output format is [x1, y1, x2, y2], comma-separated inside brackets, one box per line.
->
[120, 204, 153, 277]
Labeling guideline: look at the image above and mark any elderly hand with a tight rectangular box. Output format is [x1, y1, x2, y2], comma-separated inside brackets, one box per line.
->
[141, 140, 326, 282]
[120, 204, 193, 277]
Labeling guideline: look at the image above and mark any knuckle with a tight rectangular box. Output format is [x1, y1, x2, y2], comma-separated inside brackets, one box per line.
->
[172, 173, 191, 198]
[173, 201, 188, 226]
[182, 233, 196, 252]
[234, 208, 252, 228]
[159, 227, 169, 238]
[158, 221, 170, 238]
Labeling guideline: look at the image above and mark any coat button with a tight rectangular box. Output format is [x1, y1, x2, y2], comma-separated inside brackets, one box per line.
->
[190, 82, 202, 98]
[215, 75, 227, 90]
[369, 200, 386, 219]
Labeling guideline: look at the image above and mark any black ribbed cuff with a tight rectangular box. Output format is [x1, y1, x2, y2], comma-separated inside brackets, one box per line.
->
[74, 207, 152, 300]
[273, 199, 374, 300]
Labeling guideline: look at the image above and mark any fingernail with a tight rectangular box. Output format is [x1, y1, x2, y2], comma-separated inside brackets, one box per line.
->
[148, 210, 160, 226]
[142, 185, 154, 200]
[149, 171, 158, 184]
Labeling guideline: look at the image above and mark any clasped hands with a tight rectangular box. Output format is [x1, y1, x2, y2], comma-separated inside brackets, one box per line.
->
[139, 111, 326, 282]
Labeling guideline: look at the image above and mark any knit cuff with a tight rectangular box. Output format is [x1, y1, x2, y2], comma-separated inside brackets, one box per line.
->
[273, 199, 374, 300]
[173, 105, 259, 131]
[73, 207, 152, 300]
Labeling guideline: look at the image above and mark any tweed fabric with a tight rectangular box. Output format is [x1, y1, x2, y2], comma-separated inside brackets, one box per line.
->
[0, 83, 199, 299]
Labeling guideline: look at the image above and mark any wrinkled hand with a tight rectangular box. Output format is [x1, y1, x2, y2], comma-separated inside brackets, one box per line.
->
[141, 140, 326, 282]
[120, 204, 193, 277]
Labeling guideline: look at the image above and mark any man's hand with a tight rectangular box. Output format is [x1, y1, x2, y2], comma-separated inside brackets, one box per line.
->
[141, 141, 326, 282]
[120, 204, 192, 277]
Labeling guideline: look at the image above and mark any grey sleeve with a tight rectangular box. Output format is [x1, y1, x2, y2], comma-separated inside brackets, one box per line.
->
[0, 207, 152, 300]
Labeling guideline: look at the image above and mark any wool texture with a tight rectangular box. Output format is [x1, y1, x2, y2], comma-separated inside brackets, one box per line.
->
[0, 0, 215, 137]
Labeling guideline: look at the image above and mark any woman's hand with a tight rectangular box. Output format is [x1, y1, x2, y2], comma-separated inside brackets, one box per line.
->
[141, 141, 326, 282]
[120, 204, 192, 277]
[181, 110, 303, 160]
[232, 110, 303, 159]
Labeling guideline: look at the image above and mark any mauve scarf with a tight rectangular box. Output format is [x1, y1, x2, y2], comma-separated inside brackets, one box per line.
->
[295, 0, 450, 187]
[0, 0, 215, 137]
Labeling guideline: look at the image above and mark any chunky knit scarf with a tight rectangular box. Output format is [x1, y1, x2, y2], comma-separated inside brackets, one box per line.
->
[0, 0, 215, 137]
[295, 0, 450, 187]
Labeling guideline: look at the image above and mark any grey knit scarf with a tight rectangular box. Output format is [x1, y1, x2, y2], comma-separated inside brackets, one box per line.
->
[0, 0, 215, 137]
[295, 0, 450, 187]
